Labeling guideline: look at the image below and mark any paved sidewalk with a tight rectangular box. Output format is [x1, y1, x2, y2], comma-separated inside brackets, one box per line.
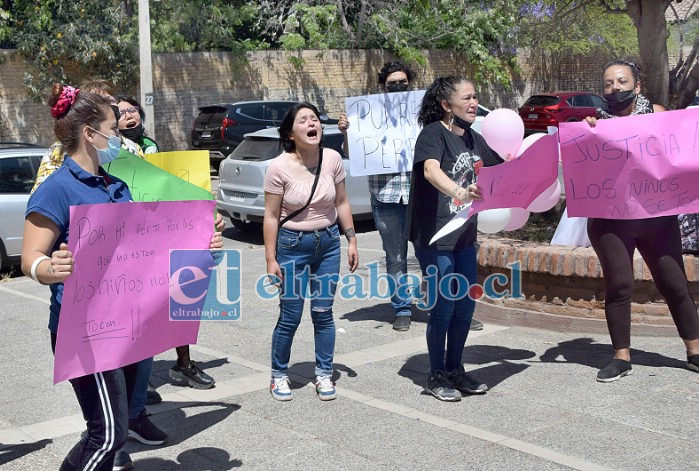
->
[1, 227, 698, 470]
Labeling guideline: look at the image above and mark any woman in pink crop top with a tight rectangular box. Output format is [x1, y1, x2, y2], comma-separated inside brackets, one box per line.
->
[263, 102, 358, 402]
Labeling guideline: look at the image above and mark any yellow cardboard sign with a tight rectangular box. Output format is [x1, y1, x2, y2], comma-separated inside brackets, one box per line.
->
[144, 150, 211, 192]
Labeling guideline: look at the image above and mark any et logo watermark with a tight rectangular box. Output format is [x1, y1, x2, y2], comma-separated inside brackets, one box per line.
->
[169, 250, 241, 321]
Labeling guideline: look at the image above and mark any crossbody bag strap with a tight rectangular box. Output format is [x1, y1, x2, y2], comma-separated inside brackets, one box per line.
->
[278, 147, 323, 228]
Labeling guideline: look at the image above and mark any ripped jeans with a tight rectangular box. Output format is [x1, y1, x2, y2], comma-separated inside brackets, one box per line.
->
[271, 224, 341, 378]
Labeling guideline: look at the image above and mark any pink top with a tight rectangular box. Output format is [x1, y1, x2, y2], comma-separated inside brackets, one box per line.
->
[264, 148, 347, 231]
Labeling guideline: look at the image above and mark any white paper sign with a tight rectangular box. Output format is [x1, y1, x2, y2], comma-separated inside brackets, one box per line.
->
[345, 90, 425, 176]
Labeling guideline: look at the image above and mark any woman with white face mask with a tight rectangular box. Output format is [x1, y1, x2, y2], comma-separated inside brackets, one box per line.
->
[583, 60, 699, 383]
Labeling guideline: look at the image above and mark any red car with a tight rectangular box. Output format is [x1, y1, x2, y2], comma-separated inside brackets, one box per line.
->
[518, 91, 604, 133]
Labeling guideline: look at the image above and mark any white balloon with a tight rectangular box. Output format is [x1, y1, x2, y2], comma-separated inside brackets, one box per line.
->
[477, 208, 512, 234]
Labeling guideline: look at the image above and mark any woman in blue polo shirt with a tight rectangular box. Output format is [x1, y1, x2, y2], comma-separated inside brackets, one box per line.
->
[22, 83, 134, 470]
[21, 83, 223, 470]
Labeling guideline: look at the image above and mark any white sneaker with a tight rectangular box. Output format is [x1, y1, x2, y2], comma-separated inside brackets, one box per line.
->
[314, 375, 337, 401]
[270, 376, 292, 401]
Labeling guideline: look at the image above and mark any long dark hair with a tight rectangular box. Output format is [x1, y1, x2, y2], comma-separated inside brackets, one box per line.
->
[417, 76, 472, 127]
[278, 102, 323, 152]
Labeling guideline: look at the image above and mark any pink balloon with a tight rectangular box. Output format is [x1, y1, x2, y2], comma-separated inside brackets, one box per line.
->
[482, 109, 525, 159]
[503, 208, 530, 231]
[516, 133, 546, 157]
[527, 179, 562, 213]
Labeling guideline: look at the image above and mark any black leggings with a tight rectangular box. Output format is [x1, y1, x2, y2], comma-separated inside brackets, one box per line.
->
[588, 216, 699, 350]
[51, 333, 138, 471]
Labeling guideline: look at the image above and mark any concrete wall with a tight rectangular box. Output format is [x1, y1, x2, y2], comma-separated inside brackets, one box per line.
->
[1, 48, 611, 151]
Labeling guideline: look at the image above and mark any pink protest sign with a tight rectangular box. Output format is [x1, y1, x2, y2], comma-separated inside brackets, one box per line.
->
[468, 133, 559, 216]
[559, 108, 699, 219]
[54, 200, 216, 383]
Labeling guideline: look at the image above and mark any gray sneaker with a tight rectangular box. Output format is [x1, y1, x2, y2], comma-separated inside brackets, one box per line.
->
[425, 371, 461, 401]
[449, 367, 488, 394]
[470, 318, 484, 331]
[392, 315, 411, 331]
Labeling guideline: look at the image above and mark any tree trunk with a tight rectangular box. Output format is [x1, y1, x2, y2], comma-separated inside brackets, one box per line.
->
[625, 0, 672, 106]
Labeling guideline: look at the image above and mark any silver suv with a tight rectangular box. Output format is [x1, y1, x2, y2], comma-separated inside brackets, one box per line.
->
[216, 125, 372, 232]
[0, 144, 47, 268]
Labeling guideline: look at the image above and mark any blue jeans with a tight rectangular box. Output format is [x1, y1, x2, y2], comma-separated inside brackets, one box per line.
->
[129, 357, 153, 420]
[371, 196, 412, 317]
[414, 245, 477, 374]
[271, 224, 341, 378]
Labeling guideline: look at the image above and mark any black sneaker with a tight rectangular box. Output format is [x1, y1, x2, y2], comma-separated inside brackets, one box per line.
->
[596, 359, 633, 383]
[169, 361, 215, 389]
[425, 371, 461, 402]
[392, 316, 411, 332]
[687, 355, 699, 373]
[128, 414, 168, 446]
[146, 382, 162, 405]
[470, 318, 484, 331]
[112, 450, 134, 471]
[449, 367, 488, 394]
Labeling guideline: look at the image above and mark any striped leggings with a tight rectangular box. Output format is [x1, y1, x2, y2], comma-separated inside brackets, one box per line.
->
[52, 334, 138, 471]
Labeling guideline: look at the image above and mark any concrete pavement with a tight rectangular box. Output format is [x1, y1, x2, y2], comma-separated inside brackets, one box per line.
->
[1, 223, 698, 470]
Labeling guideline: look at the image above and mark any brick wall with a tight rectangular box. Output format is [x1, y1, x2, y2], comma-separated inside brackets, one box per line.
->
[1, 48, 609, 150]
[477, 235, 699, 326]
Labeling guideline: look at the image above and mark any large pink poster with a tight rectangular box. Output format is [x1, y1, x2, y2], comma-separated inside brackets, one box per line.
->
[469, 133, 559, 216]
[54, 200, 216, 383]
[559, 108, 699, 219]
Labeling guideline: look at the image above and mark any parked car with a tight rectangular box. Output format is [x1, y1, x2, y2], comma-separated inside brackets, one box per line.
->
[471, 104, 490, 135]
[216, 125, 371, 232]
[191, 100, 336, 172]
[518, 91, 604, 134]
[0, 143, 46, 268]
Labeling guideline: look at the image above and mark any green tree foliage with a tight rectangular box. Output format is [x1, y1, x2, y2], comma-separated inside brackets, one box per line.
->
[149, 0, 264, 53]
[255, 0, 520, 89]
[3, 0, 138, 99]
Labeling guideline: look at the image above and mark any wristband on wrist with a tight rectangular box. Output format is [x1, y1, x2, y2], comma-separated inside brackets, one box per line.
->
[452, 185, 461, 197]
[30, 255, 51, 284]
[345, 228, 356, 240]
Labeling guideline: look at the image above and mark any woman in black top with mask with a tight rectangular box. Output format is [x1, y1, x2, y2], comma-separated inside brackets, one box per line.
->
[585, 60, 699, 382]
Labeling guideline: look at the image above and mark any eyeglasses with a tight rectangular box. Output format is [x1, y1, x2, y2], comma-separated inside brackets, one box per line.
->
[118, 106, 139, 119]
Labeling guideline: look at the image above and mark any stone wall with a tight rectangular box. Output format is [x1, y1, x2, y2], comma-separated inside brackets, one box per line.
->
[1, 48, 611, 151]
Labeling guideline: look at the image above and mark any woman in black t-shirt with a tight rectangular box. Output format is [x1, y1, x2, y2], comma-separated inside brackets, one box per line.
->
[407, 76, 503, 401]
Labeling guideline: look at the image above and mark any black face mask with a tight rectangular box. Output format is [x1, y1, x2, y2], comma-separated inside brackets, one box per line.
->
[385, 82, 409, 93]
[121, 123, 144, 141]
[452, 115, 472, 130]
[603, 89, 636, 114]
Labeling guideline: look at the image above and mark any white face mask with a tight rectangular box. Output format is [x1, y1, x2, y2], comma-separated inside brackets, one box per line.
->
[88, 127, 121, 165]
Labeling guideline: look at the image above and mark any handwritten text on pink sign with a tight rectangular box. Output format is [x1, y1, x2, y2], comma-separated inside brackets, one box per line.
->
[559, 109, 699, 219]
[468, 133, 559, 216]
[54, 200, 215, 383]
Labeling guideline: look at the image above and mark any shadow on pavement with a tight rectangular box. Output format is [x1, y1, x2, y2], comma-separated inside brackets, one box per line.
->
[150, 357, 231, 389]
[398, 345, 537, 391]
[128, 402, 240, 452]
[132, 447, 242, 470]
[286, 361, 358, 390]
[0, 439, 52, 466]
[340, 303, 429, 327]
[537, 337, 686, 370]
[222, 227, 263, 245]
